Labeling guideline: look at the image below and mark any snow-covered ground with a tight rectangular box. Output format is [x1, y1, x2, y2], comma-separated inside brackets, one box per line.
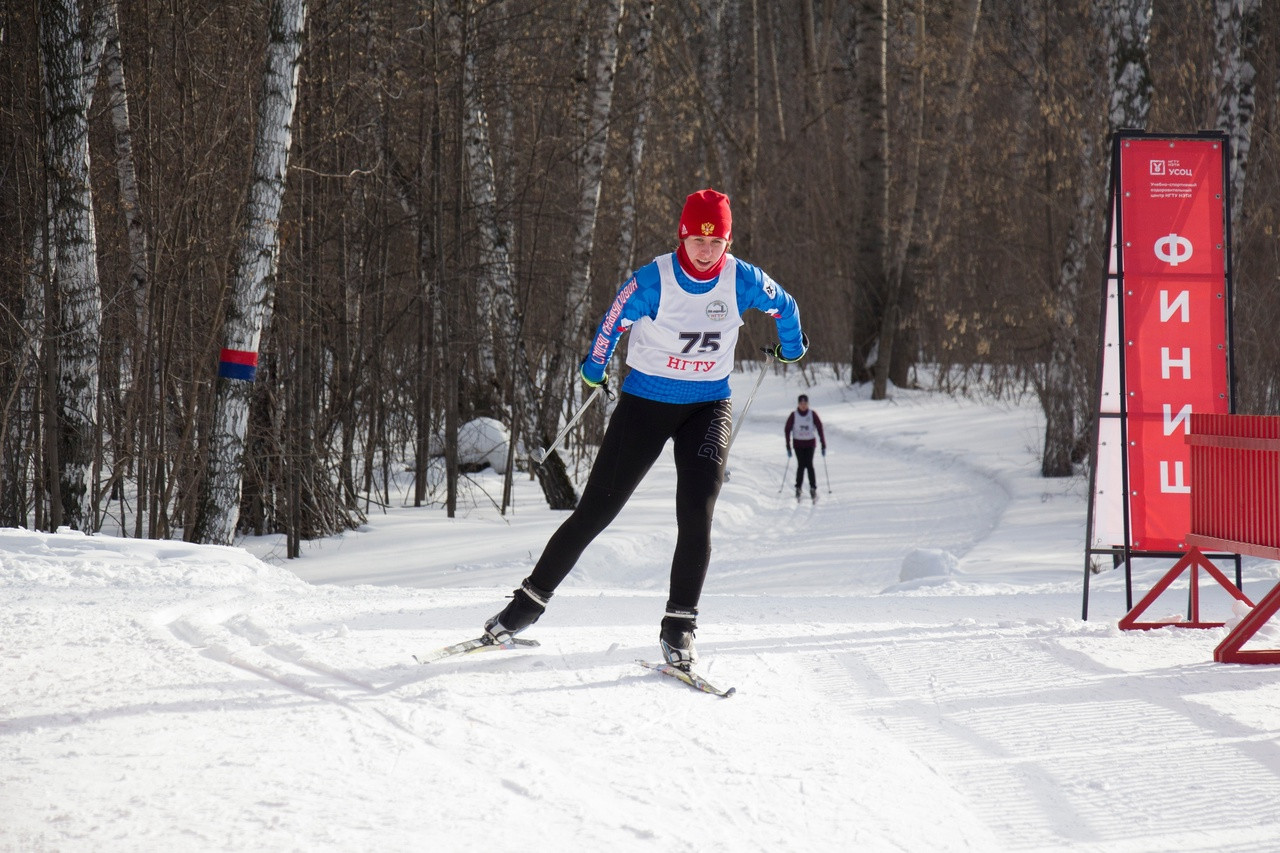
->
[5, 368, 1280, 852]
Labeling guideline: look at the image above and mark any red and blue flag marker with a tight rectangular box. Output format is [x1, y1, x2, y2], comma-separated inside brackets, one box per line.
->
[218, 348, 258, 381]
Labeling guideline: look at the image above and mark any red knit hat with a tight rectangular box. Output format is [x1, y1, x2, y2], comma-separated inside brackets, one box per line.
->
[678, 189, 732, 241]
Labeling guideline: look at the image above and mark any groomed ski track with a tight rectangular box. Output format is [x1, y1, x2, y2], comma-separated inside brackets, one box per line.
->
[6, 370, 1280, 852]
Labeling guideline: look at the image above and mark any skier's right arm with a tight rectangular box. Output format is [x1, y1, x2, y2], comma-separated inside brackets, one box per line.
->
[580, 264, 661, 385]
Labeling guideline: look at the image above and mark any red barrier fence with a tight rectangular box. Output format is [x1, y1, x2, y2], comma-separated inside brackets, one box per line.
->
[1184, 413, 1280, 663]
[1187, 413, 1280, 561]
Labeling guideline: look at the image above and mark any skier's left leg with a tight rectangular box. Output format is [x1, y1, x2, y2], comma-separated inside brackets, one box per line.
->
[661, 399, 732, 668]
[486, 394, 671, 641]
[795, 445, 816, 493]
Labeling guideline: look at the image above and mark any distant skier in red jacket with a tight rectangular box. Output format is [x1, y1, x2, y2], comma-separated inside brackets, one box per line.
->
[785, 394, 825, 501]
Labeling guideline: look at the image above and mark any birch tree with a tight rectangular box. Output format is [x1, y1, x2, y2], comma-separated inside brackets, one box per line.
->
[696, 0, 733, 188]
[448, 2, 501, 391]
[1106, 0, 1153, 131]
[564, 0, 623, 344]
[1041, 5, 1107, 477]
[615, 0, 656, 284]
[99, 0, 150, 344]
[449, 1, 578, 509]
[550, 0, 624, 442]
[194, 0, 307, 545]
[1214, 0, 1260, 228]
[40, 0, 103, 531]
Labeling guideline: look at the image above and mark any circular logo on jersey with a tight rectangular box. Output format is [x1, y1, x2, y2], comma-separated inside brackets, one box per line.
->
[705, 300, 729, 321]
[701, 222, 716, 236]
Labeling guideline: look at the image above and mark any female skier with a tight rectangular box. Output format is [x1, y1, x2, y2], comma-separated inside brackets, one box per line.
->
[482, 188, 808, 670]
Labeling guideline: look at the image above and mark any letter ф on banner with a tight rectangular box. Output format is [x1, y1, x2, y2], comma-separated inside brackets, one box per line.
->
[1083, 131, 1234, 618]
[1154, 233, 1193, 266]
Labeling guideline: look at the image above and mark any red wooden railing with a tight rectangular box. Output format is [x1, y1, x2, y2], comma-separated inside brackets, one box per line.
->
[1187, 413, 1280, 561]
[1185, 413, 1280, 663]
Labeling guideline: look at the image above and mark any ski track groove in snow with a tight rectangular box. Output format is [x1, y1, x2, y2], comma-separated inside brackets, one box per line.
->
[799, 619, 1280, 849]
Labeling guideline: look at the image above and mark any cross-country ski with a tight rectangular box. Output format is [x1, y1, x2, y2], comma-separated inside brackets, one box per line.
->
[637, 659, 736, 697]
[413, 636, 540, 664]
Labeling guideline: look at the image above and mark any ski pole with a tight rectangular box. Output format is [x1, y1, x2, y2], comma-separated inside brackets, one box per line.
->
[725, 347, 775, 460]
[533, 383, 607, 465]
[822, 450, 832, 493]
[776, 456, 791, 494]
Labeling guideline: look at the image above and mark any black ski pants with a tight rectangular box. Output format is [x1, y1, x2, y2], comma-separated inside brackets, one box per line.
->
[527, 392, 732, 612]
[794, 444, 817, 490]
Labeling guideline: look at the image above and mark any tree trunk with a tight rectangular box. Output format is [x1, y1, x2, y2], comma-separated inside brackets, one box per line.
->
[1042, 128, 1099, 477]
[1107, 0, 1153, 131]
[100, 1, 150, 346]
[40, 0, 103, 532]
[615, 0, 656, 285]
[99, 0, 155, 534]
[5, 221, 50, 527]
[735, 0, 761, 258]
[854, 0, 890, 397]
[1214, 0, 1260, 229]
[697, 0, 733, 188]
[1041, 4, 1109, 478]
[564, 0, 622, 345]
[550, 0, 624, 462]
[871, 0, 925, 398]
[448, 3, 500, 391]
[874, 0, 983, 399]
[450, 1, 578, 509]
[194, 0, 306, 545]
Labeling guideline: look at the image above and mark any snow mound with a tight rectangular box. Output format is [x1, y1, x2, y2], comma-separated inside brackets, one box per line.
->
[460, 417, 511, 473]
[429, 417, 512, 473]
[900, 547, 960, 581]
[0, 527, 302, 590]
[878, 548, 962, 593]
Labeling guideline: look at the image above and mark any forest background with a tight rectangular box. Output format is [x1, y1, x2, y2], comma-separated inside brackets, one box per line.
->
[2, 0, 1278, 553]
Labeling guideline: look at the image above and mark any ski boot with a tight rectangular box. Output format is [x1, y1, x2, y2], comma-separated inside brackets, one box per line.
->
[484, 579, 553, 643]
[659, 607, 698, 671]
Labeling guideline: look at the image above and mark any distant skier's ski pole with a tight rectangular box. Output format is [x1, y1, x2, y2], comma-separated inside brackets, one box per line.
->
[533, 384, 607, 465]
[777, 457, 791, 494]
[822, 452, 832, 494]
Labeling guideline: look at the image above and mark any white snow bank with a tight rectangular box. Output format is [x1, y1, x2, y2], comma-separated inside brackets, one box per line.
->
[0, 526, 301, 590]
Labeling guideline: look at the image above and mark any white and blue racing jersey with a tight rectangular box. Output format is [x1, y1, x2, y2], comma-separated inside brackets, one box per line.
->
[582, 252, 805, 404]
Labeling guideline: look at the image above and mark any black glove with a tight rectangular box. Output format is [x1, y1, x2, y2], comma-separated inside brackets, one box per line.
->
[580, 361, 616, 399]
[770, 332, 809, 364]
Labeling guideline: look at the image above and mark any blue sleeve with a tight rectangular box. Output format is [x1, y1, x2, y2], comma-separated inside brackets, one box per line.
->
[736, 261, 806, 360]
[581, 261, 662, 382]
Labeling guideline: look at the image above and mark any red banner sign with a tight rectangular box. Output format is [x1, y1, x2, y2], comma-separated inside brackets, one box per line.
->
[1117, 137, 1230, 551]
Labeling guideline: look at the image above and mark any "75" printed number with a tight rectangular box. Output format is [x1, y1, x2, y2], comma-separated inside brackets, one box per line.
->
[678, 331, 721, 354]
